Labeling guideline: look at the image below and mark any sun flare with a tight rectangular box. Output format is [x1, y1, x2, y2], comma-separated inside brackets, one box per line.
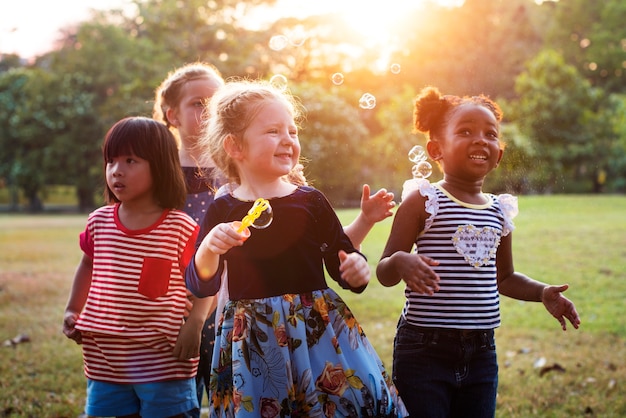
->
[273, 0, 464, 46]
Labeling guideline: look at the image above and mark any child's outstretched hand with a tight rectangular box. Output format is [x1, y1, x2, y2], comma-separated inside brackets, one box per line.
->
[360, 184, 395, 224]
[63, 311, 82, 344]
[542, 284, 581, 330]
[338, 250, 370, 288]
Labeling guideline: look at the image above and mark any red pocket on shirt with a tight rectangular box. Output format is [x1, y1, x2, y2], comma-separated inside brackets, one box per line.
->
[138, 257, 172, 300]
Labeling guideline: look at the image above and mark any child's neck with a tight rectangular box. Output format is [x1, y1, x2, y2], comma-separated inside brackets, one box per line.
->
[117, 200, 163, 230]
[439, 176, 488, 205]
[234, 179, 296, 201]
[179, 148, 199, 167]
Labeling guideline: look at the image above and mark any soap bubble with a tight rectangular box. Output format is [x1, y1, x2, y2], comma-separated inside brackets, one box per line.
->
[359, 93, 376, 109]
[288, 27, 307, 47]
[390, 63, 401, 74]
[412, 161, 433, 179]
[408, 145, 431, 179]
[252, 205, 273, 229]
[408, 145, 426, 163]
[331, 73, 344, 85]
[269, 35, 289, 51]
[269, 74, 288, 91]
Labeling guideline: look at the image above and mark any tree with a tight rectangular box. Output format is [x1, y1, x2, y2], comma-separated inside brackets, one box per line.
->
[391, 0, 546, 99]
[510, 49, 603, 192]
[291, 82, 370, 206]
[0, 68, 58, 210]
[547, 0, 626, 95]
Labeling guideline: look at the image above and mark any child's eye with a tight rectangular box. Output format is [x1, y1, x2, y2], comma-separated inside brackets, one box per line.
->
[193, 101, 204, 107]
[486, 131, 499, 140]
[126, 158, 136, 164]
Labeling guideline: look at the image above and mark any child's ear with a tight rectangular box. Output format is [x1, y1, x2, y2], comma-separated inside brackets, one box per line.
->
[165, 108, 180, 127]
[224, 134, 243, 159]
[426, 140, 442, 161]
[494, 148, 504, 167]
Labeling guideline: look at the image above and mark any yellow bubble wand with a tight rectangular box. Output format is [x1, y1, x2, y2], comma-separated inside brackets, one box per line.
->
[237, 198, 271, 233]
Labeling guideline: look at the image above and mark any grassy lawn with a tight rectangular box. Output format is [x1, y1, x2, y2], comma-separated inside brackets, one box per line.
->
[1, 195, 625, 417]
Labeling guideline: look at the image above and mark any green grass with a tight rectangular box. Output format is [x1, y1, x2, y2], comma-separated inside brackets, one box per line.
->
[1, 196, 625, 417]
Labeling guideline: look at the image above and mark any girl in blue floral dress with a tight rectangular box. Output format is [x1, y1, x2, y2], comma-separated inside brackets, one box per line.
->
[185, 79, 407, 418]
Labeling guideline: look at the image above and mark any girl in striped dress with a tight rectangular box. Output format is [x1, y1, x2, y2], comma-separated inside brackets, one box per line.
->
[376, 86, 581, 418]
[63, 116, 212, 418]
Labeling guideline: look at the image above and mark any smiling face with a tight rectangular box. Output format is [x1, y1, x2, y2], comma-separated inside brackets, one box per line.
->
[429, 103, 503, 182]
[237, 98, 300, 184]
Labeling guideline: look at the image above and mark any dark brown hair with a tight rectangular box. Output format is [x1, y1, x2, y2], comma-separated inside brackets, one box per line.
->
[413, 86, 503, 141]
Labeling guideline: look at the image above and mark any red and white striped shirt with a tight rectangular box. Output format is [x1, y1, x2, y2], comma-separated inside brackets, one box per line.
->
[75, 204, 199, 383]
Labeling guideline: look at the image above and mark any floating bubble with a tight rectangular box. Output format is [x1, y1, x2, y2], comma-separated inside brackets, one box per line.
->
[331, 73, 344, 85]
[390, 63, 401, 74]
[269, 74, 288, 91]
[408, 145, 426, 163]
[269, 35, 289, 51]
[359, 93, 376, 109]
[238, 198, 273, 232]
[412, 161, 433, 179]
[252, 205, 273, 229]
[288, 27, 307, 47]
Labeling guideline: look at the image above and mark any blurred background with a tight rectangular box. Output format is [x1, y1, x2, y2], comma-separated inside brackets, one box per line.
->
[1, 0, 625, 212]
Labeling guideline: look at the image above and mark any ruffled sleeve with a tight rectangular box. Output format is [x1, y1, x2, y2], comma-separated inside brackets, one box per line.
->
[402, 178, 439, 233]
[497, 193, 518, 236]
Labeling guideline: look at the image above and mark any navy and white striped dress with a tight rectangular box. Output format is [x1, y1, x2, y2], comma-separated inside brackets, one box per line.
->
[400, 179, 518, 330]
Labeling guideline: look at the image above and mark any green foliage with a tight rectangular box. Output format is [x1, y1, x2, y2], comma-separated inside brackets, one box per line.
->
[511, 50, 604, 193]
[1, 0, 626, 213]
[292, 82, 370, 205]
[548, 0, 626, 95]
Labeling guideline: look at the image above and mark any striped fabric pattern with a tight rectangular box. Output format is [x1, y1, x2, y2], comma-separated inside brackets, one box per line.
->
[76, 204, 199, 383]
[403, 184, 507, 330]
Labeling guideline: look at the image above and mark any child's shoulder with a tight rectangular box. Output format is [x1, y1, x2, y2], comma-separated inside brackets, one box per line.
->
[401, 178, 437, 202]
[87, 204, 116, 221]
[167, 208, 199, 227]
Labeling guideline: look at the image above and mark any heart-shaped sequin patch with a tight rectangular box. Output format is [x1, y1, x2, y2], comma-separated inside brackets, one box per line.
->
[452, 224, 501, 268]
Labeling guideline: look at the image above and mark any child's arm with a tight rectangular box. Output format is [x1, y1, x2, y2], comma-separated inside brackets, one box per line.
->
[63, 254, 93, 344]
[173, 295, 217, 360]
[497, 233, 581, 330]
[194, 222, 248, 281]
[343, 184, 395, 249]
[376, 190, 440, 293]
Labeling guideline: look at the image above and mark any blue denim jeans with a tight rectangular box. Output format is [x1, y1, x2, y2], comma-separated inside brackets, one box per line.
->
[393, 318, 498, 418]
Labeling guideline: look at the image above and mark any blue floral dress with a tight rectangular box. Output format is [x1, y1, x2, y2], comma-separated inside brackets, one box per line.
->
[187, 186, 407, 418]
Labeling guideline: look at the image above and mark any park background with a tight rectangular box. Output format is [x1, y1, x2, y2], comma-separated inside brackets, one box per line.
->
[2, 0, 626, 212]
[1, 0, 625, 416]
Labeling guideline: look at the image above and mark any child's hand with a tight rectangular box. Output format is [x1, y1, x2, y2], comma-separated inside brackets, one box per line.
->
[63, 311, 82, 344]
[201, 222, 249, 255]
[183, 290, 195, 319]
[395, 252, 440, 295]
[360, 184, 395, 224]
[542, 284, 581, 330]
[338, 250, 370, 288]
[173, 318, 202, 360]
